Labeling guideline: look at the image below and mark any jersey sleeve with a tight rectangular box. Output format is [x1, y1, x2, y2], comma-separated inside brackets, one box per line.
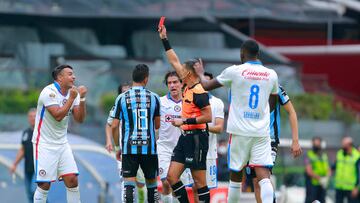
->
[193, 93, 210, 109]
[216, 65, 235, 87]
[40, 88, 58, 107]
[271, 70, 279, 95]
[278, 85, 290, 105]
[112, 95, 122, 120]
[154, 94, 161, 117]
[214, 99, 225, 119]
[107, 106, 115, 125]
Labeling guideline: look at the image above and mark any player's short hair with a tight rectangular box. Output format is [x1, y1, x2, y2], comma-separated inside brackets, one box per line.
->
[118, 82, 131, 94]
[204, 72, 213, 80]
[28, 108, 37, 113]
[164, 71, 181, 86]
[183, 58, 199, 73]
[52, 64, 73, 80]
[312, 136, 322, 142]
[241, 40, 260, 58]
[132, 64, 149, 83]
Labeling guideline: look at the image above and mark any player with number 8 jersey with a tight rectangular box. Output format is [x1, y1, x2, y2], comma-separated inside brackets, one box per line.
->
[195, 40, 279, 203]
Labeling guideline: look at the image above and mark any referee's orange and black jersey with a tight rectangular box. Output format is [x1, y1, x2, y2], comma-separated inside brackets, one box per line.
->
[112, 86, 160, 155]
[181, 83, 210, 130]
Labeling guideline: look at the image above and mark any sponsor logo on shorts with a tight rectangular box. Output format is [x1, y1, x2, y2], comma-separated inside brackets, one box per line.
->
[185, 157, 193, 163]
[39, 169, 46, 177]
[159, 167, 163, 175]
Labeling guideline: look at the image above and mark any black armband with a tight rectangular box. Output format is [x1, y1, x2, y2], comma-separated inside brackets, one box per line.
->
[162, 38, 172, 51]
[184, 118, 197, 125]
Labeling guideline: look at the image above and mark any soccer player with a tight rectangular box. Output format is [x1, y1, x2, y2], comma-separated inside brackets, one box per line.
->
[10, 108, 37, 203]
[157, 71, 194, 203]
[111, 64, 161, 203]
[32, 64, 87, 203]
[194, 40, 285, 203]
[193, 72, 225, 202]
[248, 85, 302, 203]
[104, 82, 147, 203]
[159, 26, 212, 203]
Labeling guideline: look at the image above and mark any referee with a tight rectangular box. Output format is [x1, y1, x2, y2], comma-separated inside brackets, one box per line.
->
[111, 64, 161, 203]
[159, 26, 212, 203]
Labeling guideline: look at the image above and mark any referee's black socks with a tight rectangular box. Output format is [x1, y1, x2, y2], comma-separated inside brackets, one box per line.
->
[171, 181, 190, 203]
[197, 186, 210, 203]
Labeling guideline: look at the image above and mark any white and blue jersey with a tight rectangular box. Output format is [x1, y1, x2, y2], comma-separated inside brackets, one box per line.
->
[270, 85, 290, 144]
[112, 86, 160, 155]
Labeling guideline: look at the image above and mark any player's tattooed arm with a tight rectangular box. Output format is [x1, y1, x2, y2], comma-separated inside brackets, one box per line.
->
[73, 85, 87, 123]
[47, 87, 78, 122]
[158, 25, 187, 78]
[194, 59, 223, 91]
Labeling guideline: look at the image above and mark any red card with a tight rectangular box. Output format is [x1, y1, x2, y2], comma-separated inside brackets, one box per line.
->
[158, 16, 166, 29]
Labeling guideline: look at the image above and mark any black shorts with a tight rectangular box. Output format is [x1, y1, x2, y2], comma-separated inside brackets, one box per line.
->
[171, 130, 209, 170]
[122, 154, 158, 179]
[247, 142, 278, 178]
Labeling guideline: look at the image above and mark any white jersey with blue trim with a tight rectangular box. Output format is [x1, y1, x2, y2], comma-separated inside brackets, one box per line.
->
[216, 61, 278, 137]
[32, 82, 80, 145]
[207, 95, 225, 159]
[157, 94, 182, 154]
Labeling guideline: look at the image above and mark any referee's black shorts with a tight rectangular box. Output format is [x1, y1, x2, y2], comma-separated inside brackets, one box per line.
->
[122, 154, 158, 179]
[171, 129, 209, 170]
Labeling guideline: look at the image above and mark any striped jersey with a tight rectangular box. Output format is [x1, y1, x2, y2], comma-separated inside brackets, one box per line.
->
[270, 85, 290, 144]
[112, 86, 160, 155]
[32, 82, 80, 145]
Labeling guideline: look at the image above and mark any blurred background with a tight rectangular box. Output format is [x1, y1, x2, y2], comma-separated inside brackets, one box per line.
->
[0, 0, 359, 202]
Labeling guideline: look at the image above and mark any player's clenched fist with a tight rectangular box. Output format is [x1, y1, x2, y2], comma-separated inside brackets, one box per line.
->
[69, 86, 78, 99]
[77, 85, 88, 98]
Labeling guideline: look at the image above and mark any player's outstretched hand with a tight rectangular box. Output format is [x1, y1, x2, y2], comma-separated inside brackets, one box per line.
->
[116, 150, 122, 161]
[69, 86, 78, 100]
[194, 58, 205, 77]
[9, 164, 16, 174]
[291, 140, 302, 158]
[171, 118, 183, 127]
[77, 85, 88, 98]
[158, 25, 167, 39]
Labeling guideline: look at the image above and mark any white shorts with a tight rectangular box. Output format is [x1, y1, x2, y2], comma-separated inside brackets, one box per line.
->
[206, 159, 217, 189]
[34, 143, 78, 182]
[158, 152, 193, 186]
[117, 160, 145, 184]
[228, 134, 273, 171]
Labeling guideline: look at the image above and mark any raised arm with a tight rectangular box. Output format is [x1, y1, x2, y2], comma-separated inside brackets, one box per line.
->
[158, 26, 187, 79]
[72, 86, 87, 123]
[47, 86, 78, 122]
[194, 59, 223, 91]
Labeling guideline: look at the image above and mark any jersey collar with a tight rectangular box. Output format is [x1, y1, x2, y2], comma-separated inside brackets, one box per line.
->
[245, 60, 262, 65]
[131, 86, 145, 90]
[167, 92, 181, 104]
[53, 81, 68, 96]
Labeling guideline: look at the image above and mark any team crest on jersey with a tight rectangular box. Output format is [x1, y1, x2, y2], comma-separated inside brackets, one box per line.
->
[39, 169, 46, 177]
[49, 93, 56, 98]
[62, 99, 67, 105]
[174, 105, 181, 112]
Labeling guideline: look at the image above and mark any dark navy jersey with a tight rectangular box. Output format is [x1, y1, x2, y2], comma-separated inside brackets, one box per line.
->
[270, 85, 290, 144]
[22, 128, 34, 174]
[112, 86, 160, 155]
